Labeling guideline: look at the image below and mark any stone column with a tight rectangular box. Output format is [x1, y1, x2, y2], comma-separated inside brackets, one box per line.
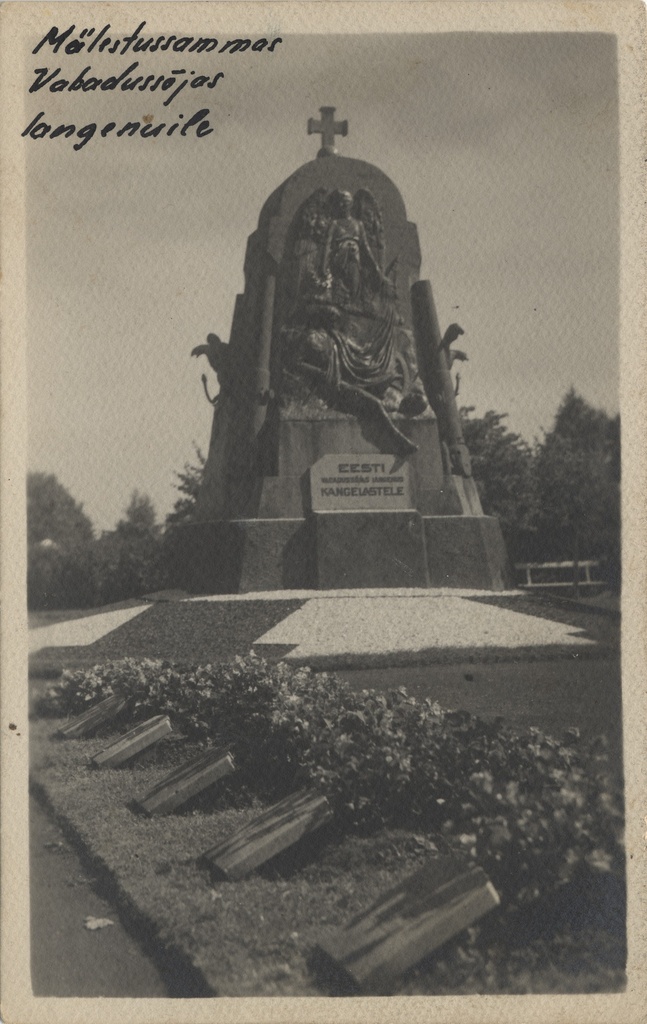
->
[253, 271, 276, 438]
[411, 279, 472, 479]
[411, 279, 483, 517]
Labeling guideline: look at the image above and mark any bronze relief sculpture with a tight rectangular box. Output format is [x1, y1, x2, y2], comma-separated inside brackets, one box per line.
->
[280, 187, 429, 453]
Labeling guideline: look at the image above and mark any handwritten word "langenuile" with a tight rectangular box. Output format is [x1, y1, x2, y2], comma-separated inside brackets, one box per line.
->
[22, 109, 213, 150]
[33, 23, 283, 57]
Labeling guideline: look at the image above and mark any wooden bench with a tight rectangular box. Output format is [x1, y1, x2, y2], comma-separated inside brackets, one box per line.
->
[515, 559, 603, 590]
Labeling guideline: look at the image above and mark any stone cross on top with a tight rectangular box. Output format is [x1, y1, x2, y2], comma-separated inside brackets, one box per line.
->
[307, 106, 348, 158]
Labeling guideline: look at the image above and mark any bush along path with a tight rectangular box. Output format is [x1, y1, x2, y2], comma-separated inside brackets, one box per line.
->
[34, 654, 626, 995]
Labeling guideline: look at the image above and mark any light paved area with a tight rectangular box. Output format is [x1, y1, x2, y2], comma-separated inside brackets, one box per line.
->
[28, 591, 595, 661]
[28, 605, 150, 654]
[187, 587, 524, 602]
[255, 595, 595, 661]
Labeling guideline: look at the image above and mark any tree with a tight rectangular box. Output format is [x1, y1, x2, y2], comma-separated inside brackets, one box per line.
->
[117, 490, 158, 536]
[27, 473, 94, 548]
[93, 491, 165, 605]
[460, 408, 538, 562]
[534, 389, 620, 590]
[27, 473, 95, 609]
[165, 445, 206, 527]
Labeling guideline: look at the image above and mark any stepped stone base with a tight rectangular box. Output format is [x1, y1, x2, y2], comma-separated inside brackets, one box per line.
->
[313, 510, 430, 589]
[424, 516, 511, 590]
[169, 519, 313, 594]
[170, 513, 510, 594]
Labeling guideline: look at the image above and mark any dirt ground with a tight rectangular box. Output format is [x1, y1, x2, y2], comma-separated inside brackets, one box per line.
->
[30, 794, 168, 997]
[339, 654, 623, 778]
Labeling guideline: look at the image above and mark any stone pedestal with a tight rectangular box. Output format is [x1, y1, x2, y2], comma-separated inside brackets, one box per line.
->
[424, 516, 511, 590]
[249, 411, 463, 520]
[170, 508, 511, 594]
[169, 519, 313, 594]
[313, 510, 430, 589]
[170, 408, 512, 593]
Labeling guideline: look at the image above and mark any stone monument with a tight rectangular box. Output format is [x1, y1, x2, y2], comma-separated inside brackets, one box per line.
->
[176, 107, 510, 592]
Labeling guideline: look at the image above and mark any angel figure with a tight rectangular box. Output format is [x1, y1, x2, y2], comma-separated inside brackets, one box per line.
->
[322, 189, 389, 309]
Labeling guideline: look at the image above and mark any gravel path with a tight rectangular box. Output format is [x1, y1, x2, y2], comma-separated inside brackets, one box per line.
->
[256, 595, 597, 662]
[29, 601, 306, 675]
[188, 587, 524, 601]
[28, 592, 614, 678]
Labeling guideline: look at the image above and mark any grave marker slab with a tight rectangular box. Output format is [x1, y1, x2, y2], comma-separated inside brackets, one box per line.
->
[136, 747, 235, 816]
[201, 789, 332, 880]
[91, 715, 172, 768]
[56, 693, 129, 739]
[315, 857, 499, 993]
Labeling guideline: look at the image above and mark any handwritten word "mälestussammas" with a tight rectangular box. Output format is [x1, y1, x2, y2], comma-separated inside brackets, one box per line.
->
[33, 23, 283, 57]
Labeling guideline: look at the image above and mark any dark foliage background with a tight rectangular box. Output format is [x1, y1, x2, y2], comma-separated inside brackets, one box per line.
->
[28, 391, 620, 608]
[461, 389, 620, 587]
[28, 482, 167, 610]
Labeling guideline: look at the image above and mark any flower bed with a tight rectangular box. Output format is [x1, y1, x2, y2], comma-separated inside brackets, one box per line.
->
[39, 655, 625, 929]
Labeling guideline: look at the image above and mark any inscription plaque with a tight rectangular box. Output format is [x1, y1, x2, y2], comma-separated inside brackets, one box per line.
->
[310, 454, 413, 512]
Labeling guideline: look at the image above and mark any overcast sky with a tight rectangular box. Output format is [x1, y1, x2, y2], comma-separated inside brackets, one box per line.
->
[26, 29, 618, 532]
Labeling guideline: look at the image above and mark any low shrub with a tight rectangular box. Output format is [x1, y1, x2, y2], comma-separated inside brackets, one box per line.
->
[39, 654, 624, 918]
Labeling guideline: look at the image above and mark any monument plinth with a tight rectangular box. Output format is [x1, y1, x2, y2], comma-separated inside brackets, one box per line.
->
[176, 108, 510, 592]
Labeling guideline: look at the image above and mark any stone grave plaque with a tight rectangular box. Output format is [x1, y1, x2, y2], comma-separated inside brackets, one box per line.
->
[91, 715, 172, 768]
[310, 454, 413, 512]
[201, 789, 332, 880]
[315, 858, 500, 993]
[56, 693, 129, 739]
[136, 747, 236, 816]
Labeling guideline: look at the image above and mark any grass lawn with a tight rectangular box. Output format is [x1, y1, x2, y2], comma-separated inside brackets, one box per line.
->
[28, 598, 147, 631]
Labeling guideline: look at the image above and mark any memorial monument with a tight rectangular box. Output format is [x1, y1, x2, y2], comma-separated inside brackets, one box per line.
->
[176, 108, 510, 591]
